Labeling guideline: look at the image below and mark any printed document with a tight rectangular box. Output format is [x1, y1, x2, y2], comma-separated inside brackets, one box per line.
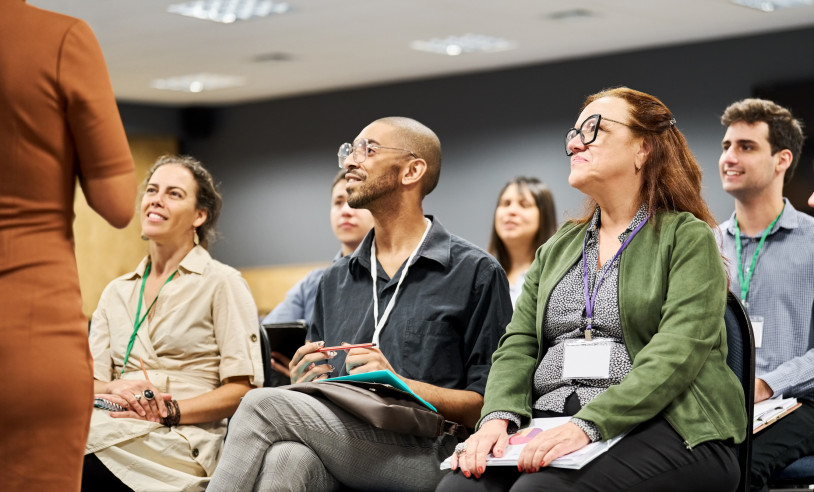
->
[441, 417, 626, 470]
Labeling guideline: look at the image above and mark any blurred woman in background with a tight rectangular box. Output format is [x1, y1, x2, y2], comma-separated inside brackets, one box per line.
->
[488, 177, 557, 307]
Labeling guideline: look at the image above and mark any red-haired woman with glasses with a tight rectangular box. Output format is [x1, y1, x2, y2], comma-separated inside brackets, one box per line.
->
[439, 88, 746, 491]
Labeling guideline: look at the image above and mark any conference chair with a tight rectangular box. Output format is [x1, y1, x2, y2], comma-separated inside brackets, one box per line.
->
[257, 322, 275, 388]
[725, 292, 756, 492]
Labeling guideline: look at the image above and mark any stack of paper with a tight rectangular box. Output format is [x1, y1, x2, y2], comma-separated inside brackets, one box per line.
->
[753, 397, 799, 433]
[441, 417, 626, 470]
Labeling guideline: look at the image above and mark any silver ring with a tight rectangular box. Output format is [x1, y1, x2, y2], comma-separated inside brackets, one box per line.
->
[143, 389, 155, 401]
[454, 442, 467, 456]
[134, 393, 142, 402]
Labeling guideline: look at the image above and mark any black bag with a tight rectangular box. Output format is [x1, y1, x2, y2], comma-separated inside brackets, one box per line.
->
[283, 380, 468, 439]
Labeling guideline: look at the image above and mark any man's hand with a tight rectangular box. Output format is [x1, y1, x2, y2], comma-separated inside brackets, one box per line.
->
[289, 341, 336, 383]
[755, 378, 774, 403]
[345, 346, 395, 375]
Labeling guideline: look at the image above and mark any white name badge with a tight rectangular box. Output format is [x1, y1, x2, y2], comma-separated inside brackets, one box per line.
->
[562, 340, 612, 379]
[751, 316, 764, 348]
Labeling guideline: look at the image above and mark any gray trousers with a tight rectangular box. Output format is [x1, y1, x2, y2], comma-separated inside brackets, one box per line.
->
[207, 387, 458, 492]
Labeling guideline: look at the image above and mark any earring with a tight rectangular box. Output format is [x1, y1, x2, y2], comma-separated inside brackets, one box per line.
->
[193, 229, 200, 246]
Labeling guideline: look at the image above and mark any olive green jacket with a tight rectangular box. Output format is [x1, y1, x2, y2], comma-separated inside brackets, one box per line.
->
[480, 211, 747, 447]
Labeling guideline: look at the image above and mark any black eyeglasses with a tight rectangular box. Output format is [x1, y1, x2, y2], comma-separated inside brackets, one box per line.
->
[337, 139, 418, 168]
[565, 114, 633, 156]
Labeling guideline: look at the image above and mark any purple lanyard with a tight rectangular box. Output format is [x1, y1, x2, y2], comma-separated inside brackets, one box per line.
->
[582, 215, 649, 340]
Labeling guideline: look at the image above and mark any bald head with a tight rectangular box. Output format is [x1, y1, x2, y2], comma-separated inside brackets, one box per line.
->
[373, 117, 442, 197]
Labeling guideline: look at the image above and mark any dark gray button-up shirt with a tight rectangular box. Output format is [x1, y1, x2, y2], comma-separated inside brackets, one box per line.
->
[309, 216, 513, 395]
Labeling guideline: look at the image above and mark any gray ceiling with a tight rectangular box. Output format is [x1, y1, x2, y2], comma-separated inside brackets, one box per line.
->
[29, 0, 814, 106]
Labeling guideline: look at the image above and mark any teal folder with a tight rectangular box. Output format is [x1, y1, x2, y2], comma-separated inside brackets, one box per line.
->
[321, 369, 438, 412]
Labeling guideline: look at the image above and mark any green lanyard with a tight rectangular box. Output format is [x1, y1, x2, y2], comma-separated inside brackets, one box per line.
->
[734, 207, 783, 306]
[121, 262, 177, 374]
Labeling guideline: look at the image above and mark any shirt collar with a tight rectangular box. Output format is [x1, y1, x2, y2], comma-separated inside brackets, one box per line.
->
[348, 215, 450, 274]
[723, 197, 799, 236]
[124, 245, 209, 280]
[587, 204, 649, 243]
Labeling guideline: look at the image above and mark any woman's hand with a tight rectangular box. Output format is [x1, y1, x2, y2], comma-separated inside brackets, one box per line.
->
[289, 341, 335, 383]
[96, 392, 172, 423]
[451, 419, 510, 479]
[101, 379, 168, 421]
[516, 422, 590, 472]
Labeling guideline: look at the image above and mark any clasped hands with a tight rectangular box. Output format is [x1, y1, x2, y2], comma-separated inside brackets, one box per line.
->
[449, 419, 590, 479]
[288, 340, 394, 384]
[95, 379, 172, 423]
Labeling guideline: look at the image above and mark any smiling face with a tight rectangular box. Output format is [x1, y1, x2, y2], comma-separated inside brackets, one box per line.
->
[719, 120, 784, 202]
[343, 121, 407, 210]
[566, 96, 647, 199]
[330, 178, 374, 255]
[494, 183, 540, 248]
[140, 164, 207, 245]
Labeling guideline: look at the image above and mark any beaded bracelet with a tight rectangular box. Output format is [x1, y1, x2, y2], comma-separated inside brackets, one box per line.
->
[161, 399, 181, 427]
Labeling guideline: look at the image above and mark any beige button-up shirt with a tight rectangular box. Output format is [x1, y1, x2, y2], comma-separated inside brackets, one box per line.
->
[86, 246, 264, 491]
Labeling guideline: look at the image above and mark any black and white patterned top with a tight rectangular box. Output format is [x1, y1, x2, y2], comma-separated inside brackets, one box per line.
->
[484, 205, 648, 442]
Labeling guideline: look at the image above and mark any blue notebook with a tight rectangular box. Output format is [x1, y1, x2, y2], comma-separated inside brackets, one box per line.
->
[320, 370, 437, 412]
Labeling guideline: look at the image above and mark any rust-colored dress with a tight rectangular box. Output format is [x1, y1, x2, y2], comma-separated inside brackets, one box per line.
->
[0, 2, 134, 490]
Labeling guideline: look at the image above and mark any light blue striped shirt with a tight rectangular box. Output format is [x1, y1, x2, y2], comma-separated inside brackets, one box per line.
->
[719, 198, 814, 398]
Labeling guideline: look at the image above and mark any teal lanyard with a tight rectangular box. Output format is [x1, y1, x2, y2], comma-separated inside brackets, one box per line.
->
[734, 207, 783, 306]
[121, 262, 177, 374]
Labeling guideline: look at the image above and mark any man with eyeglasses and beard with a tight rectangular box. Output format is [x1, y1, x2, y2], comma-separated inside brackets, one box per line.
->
[209, 116, 512, 492]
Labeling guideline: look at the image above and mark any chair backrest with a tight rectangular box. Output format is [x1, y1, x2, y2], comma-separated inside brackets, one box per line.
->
[257, 322, 275, 388]
[724, 292, 755, 492]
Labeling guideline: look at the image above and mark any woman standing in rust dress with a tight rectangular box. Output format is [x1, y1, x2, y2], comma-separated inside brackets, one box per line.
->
[0, 2, 137, 490]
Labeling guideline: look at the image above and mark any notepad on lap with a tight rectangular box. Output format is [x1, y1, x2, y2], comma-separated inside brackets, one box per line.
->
[753, 397, 800, 433]
[440, 417, 626, 470]
[321, 369, 437, 412]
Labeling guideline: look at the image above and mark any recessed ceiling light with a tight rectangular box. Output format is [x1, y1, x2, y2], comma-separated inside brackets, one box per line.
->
[150, 73, 245, 93]
[410, 34, 516, 56]
[730, 0, 812, 11]
[252, 52, 293, 63]
[167, 0, 292, 24]
[545, 8, 595, 21]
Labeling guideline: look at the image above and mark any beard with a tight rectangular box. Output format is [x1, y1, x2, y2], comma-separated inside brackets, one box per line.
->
[347, 164, 401, 209]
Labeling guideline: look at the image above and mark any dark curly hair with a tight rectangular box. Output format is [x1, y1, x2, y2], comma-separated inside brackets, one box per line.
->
[144, 155, 222, 249]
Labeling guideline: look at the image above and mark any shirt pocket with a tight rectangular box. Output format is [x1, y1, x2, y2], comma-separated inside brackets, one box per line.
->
[401, 319, 462, 388]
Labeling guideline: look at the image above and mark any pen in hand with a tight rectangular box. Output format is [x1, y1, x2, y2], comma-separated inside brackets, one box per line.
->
[139, 358, 150, 382]
[317, 342, 377, 353]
